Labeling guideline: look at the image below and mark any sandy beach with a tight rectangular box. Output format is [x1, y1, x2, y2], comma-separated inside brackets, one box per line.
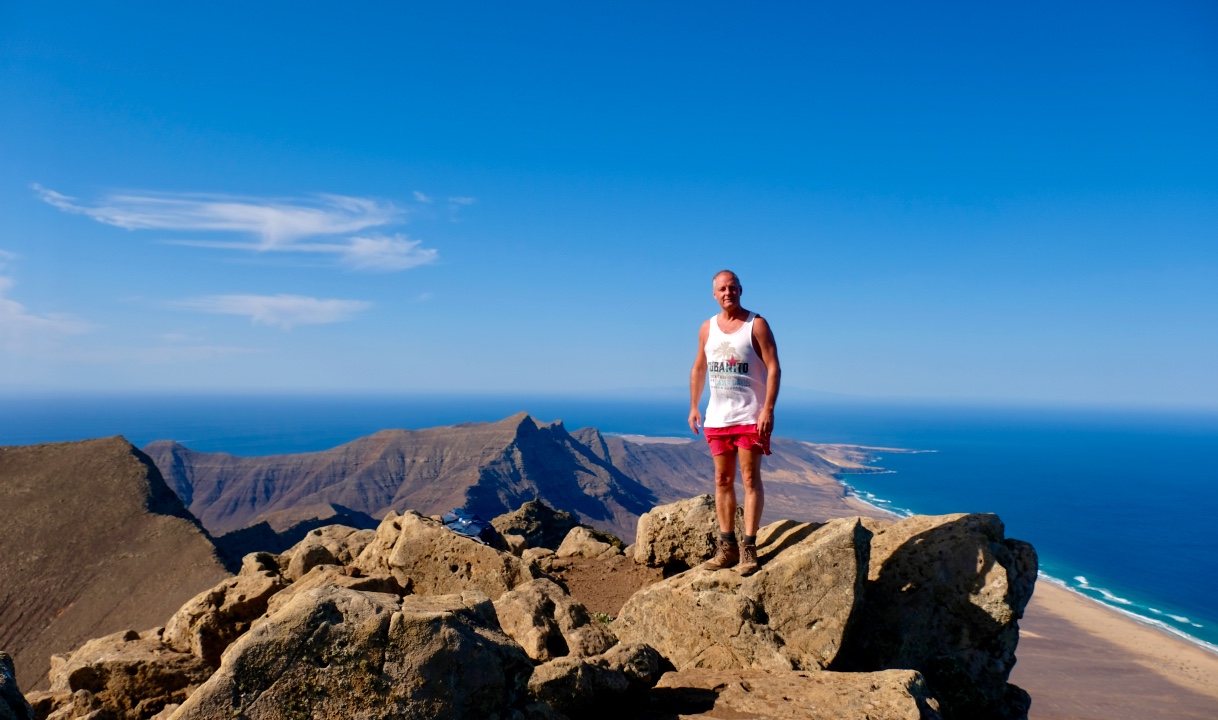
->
[1013, 582, 1218, 719]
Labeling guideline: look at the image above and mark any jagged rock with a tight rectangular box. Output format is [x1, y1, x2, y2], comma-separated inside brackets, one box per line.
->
[353, 511, 536, 599]
[503, 533, 529, 556]
[521, 548, 559, 574]
[30, 629, 211, 720]
[492, 500, 582, 551]
[277, 525, 375, 581]
[594, 643, 663, 688]
[744, 519, 868, 669]
[522, 548, 554, 564]
[839, 513, 1037, 720]
[0, 652, 33, 720]
[615, 517, 868, 671]
[161, 552, 289, 667]
[651, 668, 942, 720]
[492, 579, 616, 662]
[265, 564, 408, 615]
[555, 527, 621, 560]
[527, 644, 661, 719]
[632, 495, 742, 570]
[172, 586, 533, 720]
[40, 690, 101, 720]
[615, 563, 786, 672]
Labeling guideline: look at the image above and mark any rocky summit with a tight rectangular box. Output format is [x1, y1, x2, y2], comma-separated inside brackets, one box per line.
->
[7, 493, 1037, 720]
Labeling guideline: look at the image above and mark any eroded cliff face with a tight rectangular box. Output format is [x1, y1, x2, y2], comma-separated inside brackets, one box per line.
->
[0, 437, 230, 691]
[12, 497, 1036, 720]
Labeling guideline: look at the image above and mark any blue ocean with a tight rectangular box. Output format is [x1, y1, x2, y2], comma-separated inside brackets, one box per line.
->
[3, 394, 1216, 652]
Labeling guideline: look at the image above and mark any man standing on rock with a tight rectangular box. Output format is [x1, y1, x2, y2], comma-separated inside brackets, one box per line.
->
[688, 269, 781, 576]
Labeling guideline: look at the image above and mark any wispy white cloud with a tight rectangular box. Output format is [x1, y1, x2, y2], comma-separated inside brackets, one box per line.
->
[176, 294, 372, 330]
[413, 191, 434, 204]
[34, 185, 399, 246]
[34, 185, 441, 272]
[0, 252, 91, 350]
[446, 196, 476, 222]
[168, 233, 437, 272]
[339, 234, 438, 271]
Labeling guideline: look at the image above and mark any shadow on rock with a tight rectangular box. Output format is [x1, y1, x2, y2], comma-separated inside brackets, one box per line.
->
[835, 513, 1038, 720]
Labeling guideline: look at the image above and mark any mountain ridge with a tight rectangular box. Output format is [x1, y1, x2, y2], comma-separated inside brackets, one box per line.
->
[144, 413, 890, 541]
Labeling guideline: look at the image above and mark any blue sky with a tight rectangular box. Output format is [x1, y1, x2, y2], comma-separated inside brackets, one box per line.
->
[1, 2, 1215, 407]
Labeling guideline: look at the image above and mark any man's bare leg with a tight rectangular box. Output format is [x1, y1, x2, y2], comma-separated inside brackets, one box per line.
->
[738, 447, 764, 537]
[703, 450, 741, 570]
[712, 450, 739, 534]
[737, 447, 764, 575]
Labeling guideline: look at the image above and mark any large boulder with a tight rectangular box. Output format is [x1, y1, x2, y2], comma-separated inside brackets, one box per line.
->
[277, 525, 376, 581]
[615, 517, 868, 671]
[353, 511, 537, 599]
[651, 668, 942, 720]
[492, 579, 616, 662]
[632, 495, 741, 570]
[554, 527, 621, 560]
[527, 644, 661, 719]
[838, 513, 1038, 720]
[491, 500, 581, 551]
[28, 629, 211, 720]
[172, 586, 533, 720]
[264, 564, 407, 615]
[162, 553, 290, 667]
[0, 653, 33, 720]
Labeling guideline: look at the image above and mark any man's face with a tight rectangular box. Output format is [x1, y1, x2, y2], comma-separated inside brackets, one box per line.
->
[712, 273, 742, 311]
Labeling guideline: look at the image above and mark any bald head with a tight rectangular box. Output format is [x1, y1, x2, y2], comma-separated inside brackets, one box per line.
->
[712, 270, 740, 288]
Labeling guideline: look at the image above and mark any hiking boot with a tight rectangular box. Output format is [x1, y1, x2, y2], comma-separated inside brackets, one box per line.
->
[736, 544, 759, 576]
[702, 541, 739, 571]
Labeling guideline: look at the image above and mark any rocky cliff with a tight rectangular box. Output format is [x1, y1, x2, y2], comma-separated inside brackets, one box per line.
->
[10, 496, 1036, 720]
[0, 438, 230, 691]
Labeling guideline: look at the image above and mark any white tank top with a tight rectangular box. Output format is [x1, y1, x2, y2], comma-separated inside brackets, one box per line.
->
[704, 312, 768, 428]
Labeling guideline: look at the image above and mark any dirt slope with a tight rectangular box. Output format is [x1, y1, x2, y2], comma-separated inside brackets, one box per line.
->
[0, 437, 230, 690]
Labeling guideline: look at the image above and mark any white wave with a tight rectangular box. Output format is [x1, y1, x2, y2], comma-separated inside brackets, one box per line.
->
[1071, 575, 1134, 605]
[1095, 588, 1134, 605]
[1149, 608, 1164, 614]
[1168, 614, 1192, 623]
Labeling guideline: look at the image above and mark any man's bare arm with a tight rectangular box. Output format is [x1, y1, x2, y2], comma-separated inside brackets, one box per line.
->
[752, 316, 781, 438]
[689, 320, 710, 435]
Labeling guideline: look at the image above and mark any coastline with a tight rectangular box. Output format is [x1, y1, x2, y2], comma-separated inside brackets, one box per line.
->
[831, 456, 1218, 718]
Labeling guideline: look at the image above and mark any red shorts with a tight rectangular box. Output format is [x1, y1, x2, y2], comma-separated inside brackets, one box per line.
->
[705, 424, 771, 456]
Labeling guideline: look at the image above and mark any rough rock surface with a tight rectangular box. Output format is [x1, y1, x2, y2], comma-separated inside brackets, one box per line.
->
[277, 525, 375, 581]
[615, 517, 868, 671]
[632, 495, 742, 570]
[555, 527, 621, 560]
[839, 513, 1037, 720]
[651, 668, 942, 720]
[0, 653, 33, 720]
[491, 500, 582, 551]
[353, 511, 537, 598]
[264, 564, 407, 615]
[492, 579, 616, 662]
[527, 644, 662, 719]
[27, 629, 211, 720]
[161, 553, 289, 667]
[173, 586, 533, 720]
